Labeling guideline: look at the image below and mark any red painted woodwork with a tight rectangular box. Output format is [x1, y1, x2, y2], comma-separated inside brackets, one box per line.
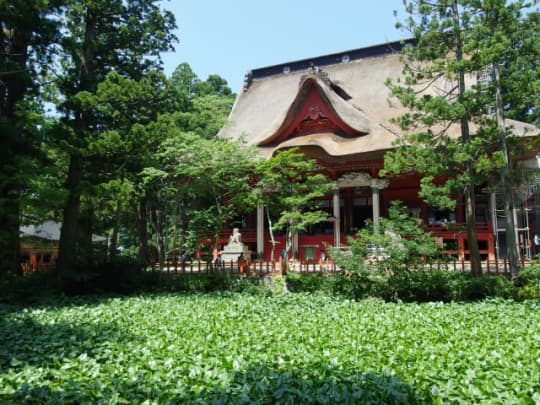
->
[426, 222, 495, 261]
[260, 83, 360, 146]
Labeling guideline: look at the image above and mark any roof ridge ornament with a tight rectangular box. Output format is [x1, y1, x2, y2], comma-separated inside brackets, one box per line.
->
[243, 70, 253, 92]
[301, 63, 332, 87]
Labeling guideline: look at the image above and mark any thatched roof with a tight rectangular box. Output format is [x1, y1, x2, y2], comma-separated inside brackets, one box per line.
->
[218, 40, 538, 161]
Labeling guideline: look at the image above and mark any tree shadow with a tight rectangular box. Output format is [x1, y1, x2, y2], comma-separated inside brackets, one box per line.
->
[2, 362, 434, 404]
[0, 306, 140, 374]
[177, 364, 435, 404]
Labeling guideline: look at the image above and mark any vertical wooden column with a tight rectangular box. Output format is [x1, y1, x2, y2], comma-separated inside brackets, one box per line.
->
[333, 187, 341, 248]
[372, 187, 380, 232]
[370, 179, 388, 233]
[256, 204, 264, 259]
[490, 191, 499, 257]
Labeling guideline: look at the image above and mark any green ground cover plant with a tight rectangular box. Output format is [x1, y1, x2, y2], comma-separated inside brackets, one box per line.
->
[1, 293, 538, 404]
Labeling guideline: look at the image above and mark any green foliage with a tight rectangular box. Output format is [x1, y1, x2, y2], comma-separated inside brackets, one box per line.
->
[285, 273, 334, 293]
[0, 272, 59, 304]
[58, 257, 148, 295]
[514, 264, 540, 300]
[255, 148, 333, 257]
[1, 294, 539, 403]
[230, 277, 272, 296]
[514, 264, 540, 286]
[383, 271, 515, 303]
[169, 63, 235, 138]
[323, 252, 378, 300]
[285, 268, 517, 303]
[328, 201, 448, 300]
[0, 0, 64, 272]
[335, 201, 441, 273]
[153, 130, 259, 253]
[387, 0, 540, 276]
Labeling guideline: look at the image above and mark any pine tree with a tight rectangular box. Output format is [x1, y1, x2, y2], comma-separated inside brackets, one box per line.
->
[385, 0, 538, 276]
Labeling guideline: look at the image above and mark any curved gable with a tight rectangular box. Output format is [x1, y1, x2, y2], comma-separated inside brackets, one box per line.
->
[258, 75, 370, 146]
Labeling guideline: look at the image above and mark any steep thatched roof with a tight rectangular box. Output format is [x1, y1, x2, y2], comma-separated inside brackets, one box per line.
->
[218, 40, 538, 161]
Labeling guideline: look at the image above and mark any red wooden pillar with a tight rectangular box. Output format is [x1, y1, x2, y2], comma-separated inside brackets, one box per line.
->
[31, 253, 39, 271]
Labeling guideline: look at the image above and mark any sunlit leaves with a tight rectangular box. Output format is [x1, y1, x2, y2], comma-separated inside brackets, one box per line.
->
[255, 148, 333, 253]
[386, 0, 538, 220]
[0, 294, 538, 403]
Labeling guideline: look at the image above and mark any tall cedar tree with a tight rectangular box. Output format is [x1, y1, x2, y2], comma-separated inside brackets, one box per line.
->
[54, 0, 176, 271]
[0, 1, 62, 273]
[90, 71, 174, 266]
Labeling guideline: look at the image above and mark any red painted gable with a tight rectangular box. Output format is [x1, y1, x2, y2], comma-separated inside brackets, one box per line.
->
[259, 81, 360, 146]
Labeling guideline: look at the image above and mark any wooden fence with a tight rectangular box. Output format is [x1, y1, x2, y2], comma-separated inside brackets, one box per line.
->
[21, 257, 530, 276]
[365, 256, 530, 276]
[153, 259, 282, 276]
[154, 257, 530, 277]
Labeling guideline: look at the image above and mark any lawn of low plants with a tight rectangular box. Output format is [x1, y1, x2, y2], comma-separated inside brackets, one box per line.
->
[1, 292, 539, 404]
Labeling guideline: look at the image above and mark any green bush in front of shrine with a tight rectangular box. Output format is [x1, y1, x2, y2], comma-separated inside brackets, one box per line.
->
[285, 272, 337, 294]
[381, 270, 514, 302]
[330, 200, 444, 300]
[513, 264, 540, 300]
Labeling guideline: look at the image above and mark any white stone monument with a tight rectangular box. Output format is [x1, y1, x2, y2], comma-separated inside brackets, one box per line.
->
[221, 228, 251, 262]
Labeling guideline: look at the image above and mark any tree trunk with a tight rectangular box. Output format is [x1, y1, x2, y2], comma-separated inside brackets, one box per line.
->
[464, 186, 482, 276]
[151, 192, 166, 271]
[266, 206, 277, 260]
[494, 63, 520, 277]
[0, 24, 32, 274]
[79, 199, 96, 265]
[0, 191, 21, 274]
[57, 155, 83, 272]
[136, 198, 150, 267]
[453, 1, 482, 276]
[57, 8, 97, 273]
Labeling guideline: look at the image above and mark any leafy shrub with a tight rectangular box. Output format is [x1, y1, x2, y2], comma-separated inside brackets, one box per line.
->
[285, 273, 335, 293]
[331, 269, 377, 300]
[330, 201, 443, 300]
[345, 201, 441, 273]
[458, 274, 514, 301]
[148, 271, 234, 293]
[231, 277, 270, 295]
[514, 264, 540, 285]
[385, 269, 454, 302]
[0, 271, 59, 304]
[382, 271, 513, 303]
[513, 265, 540, 300]
[59, 256, 148, 295]
[285, 269, 516, 303]
[270, 275, 287, 294]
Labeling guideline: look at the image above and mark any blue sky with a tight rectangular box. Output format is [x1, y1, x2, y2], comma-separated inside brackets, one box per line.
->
[160, 0, 408, 92]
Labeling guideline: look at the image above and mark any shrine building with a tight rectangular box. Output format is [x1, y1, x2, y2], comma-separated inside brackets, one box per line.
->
[218, 39, 540, 263]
